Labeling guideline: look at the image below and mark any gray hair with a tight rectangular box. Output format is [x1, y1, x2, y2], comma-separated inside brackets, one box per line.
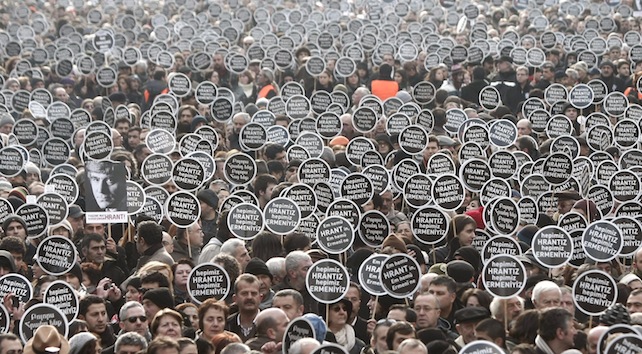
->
[285, 251, 311, 274]
[119, 301, 144, 321]
[288, 338, 320, 354]
[220, 343, 250, 354]
[532, 280, 561, 305]
[266, 257, 286, 279]
[115, 332, 147, 353]
[489, 296, 524, 319]
[220, 239, 245, 257]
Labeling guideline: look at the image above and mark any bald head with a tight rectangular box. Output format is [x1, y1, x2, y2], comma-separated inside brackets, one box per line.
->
[587, 326, 608, 354]
[256, 308, 289, 340]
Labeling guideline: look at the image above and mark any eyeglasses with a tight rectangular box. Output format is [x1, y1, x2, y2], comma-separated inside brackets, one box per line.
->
[125, 316, 147, 323]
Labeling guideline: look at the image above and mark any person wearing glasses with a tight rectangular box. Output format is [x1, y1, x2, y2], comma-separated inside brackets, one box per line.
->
[118, 301, 151, 340]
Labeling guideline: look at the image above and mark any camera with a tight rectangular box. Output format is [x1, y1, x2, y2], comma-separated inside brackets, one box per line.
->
[103, 282, 112, 291]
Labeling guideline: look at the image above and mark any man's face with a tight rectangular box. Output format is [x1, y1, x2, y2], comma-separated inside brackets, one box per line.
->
[232, 116, 246, 134]
[516, 121, 531, 136]
[234, 281, 261, 313]
[116, 123, 129, 137]
[423, 142, 439, 160]
[414, 295, 440, 329]
[67, 216, 84, 232]
[87, 165, 124, 209]
[543, 68, 555, 81]
[392, 332, 415, 351]
[291, 257, 313, 290]
[456, 322, 478, 344]
[505, 297, 523, 322]
[142, 299, 161, 320]
[371, 325, 390, 354]
[233, 245, 251, 271]
[128, 131, 140, 148]
[271, 313, 289, 341]
[388, 309, 406, 321]
[55, 88, 69, 102]
[85, 223, 105, 235]
[83, 303, 108, 334]
[535, 289, 561, 309]
[84, 240, 106, 264]
[120, 306, 148, 336]
[345, 287, 361, 321]
[560, 292, 575, 315]
[257, 274, 273, 298]
[627, 293, 642, 314]
[116, 345, 143, 354]
[428, 285, 455, 311]
[601, 65, 613, 77]
[380, 191, 393, 215]
[560, 319, 577, 349]
[272, 295, 303, 320]
[260, 183, 276, 202]
[5, 221, 26, 240]
[0, 339, 22, 354]
[188, 224, 204, 247]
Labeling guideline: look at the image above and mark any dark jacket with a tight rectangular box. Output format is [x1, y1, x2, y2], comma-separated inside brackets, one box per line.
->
[461, 79, 490, 105]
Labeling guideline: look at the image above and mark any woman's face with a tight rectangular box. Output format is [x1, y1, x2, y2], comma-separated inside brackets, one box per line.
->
[466, 295, 480, 307]
[239, 74, 250, 84]
[83, 102, 95, 111]
[435, 69, 444, 81]
[458, 224, 476, 246]
[157, 315, 182, 338]
[394, 72, 403, 83]
[210, 72, 220, 84]
[7, 81, 19, 91]
[183, 306, 199, 330]
[319, 72, 330, 86]
[329, 303, 348, 327]
[466, 200, 480, 212]
[174, 264, 191, 287]
[202, 308, 226, 339]
[348, 73, 359, 85]
[396, 222, 412, 240]
[126, 285, 141, 302]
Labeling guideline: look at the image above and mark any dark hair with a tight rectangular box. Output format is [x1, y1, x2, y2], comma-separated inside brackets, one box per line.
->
[253, 174, 278, 197]
[137, 221, 163, 245]
[509, 310, 540, 344]
[510, 344, 536, 354]
[153, 68, 166, 81]
[475, 319, 506, 347]
[251, 232, 284, 262]
[171, 259, 195, 275]
[79, 295, 106, 317]
[430, 275, 457, 294]
[81, 233, 105, 252]
[274, 289, 304, 308]
[538, 308, 573, 341]
[141, 271, 171, 288]
[386, 321, 415, 350]
[0, 333, 19, 350]
[283, 233, 311, 254]
[264, 144, 286, 160]
[461, 289, 492, 311]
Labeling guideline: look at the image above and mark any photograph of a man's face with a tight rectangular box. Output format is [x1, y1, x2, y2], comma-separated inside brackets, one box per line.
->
[84, 160, 127, 212]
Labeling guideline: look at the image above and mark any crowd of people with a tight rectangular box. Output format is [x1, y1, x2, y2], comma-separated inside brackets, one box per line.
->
[0, 0, 641, 354]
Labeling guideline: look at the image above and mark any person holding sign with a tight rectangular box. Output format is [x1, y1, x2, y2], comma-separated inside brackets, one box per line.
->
[427, 215, 477, 266]
[84, 161, 127, 212]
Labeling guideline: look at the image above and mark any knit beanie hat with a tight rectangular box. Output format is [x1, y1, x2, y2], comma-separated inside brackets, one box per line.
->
[142, 288, 174, 309]
[68, 332, 97, 354]
[244, 258, 272, 280]
[599, 303, 630, 326]
[2, 215, 27, 234]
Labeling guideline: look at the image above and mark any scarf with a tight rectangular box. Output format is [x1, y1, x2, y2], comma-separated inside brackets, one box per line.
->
[334, 324, 356, 350]
[535, 335, 555, 354]
[239, 83, 253, 98]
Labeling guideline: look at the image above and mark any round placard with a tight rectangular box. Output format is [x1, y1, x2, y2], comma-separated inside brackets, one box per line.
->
[306, 259, 350, 304]
[165, 191, 201, 228]
[188, 263, 230, 304]
[379, 253, 421, 299]
[482, 254, 526, 299]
